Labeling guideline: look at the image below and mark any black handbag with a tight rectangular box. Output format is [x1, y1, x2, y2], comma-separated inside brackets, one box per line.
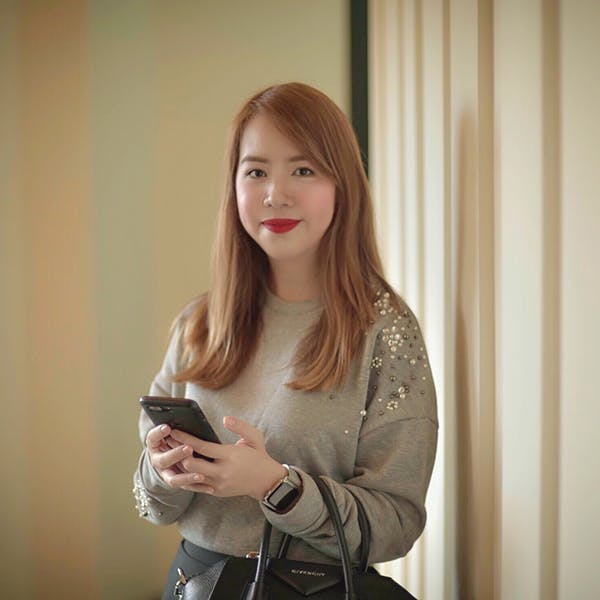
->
[174, 475, 417, 599]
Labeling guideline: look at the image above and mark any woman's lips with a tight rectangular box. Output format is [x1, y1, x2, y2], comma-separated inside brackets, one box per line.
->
[261, 219, 301, 233]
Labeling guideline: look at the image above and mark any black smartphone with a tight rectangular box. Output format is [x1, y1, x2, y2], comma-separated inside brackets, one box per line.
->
[139, 396, 221, 459]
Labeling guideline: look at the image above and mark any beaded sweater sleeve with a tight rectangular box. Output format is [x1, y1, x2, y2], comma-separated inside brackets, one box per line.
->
[132, 318, 195, 525]
[262, 296, 438, 564]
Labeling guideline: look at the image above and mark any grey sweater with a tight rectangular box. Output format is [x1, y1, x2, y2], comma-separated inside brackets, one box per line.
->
[133, 290, 438, 565]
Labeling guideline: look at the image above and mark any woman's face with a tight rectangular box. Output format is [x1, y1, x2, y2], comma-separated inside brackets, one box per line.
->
[235, 114, 336, 271]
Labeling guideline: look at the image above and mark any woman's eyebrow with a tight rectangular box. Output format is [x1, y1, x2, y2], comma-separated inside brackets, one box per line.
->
[239, 154, 308, 164]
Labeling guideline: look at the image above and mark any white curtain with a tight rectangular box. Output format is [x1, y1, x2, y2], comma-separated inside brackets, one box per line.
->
[368, 1, 600, 598]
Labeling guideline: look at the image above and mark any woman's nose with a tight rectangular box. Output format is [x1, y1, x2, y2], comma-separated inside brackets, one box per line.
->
[264, 184, 293, 208]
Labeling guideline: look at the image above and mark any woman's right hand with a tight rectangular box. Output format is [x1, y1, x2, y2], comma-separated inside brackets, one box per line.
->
[145, 424, 205, 489]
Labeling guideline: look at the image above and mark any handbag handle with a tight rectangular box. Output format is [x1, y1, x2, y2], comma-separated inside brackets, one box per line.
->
[347, 488, 371, 574]
[245, 475, 360, 600]
[243, 519, 272, 600]
[276, 484, 371, 575]
[312, 476, 358, 599]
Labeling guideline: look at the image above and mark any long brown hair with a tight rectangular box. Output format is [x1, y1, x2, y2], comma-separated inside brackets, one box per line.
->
[174, 82, 398, 391]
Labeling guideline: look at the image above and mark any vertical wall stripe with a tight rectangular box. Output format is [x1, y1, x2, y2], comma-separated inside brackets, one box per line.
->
[20, 1, 99, 597]
[420, 1, 454, 596]
[540, 1, 560, 598]
[368, 0, 385, 268]
[414, 1, 425, 328]
[475, 2, 496, 599]
[87, 2, 163, 597]
[0, 2, 33, 596]
[369, 0, 403, 291]
[558, 2, 600, 597]
[441, 1, 455, 597]
[400, 0, 421, 314]
[401, 0, 426, 591]
[496, 2, 545, 597]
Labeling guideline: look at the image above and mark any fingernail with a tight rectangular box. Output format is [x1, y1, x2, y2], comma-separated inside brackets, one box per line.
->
[193, 474, 203, 482]
[182, 445, 191, 453]
[160, 425, 169, 433]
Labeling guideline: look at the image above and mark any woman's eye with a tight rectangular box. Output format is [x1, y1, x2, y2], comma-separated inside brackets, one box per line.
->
[295, 167, 314, 176]
[247, 169, 266, 178]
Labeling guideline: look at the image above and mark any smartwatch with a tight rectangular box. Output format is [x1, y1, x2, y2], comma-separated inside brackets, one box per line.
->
[262, 464, 301, 513]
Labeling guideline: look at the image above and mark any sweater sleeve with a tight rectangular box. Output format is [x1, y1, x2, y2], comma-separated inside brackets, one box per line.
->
[132, 315, 195, 525]
[262, 301, 438, 564]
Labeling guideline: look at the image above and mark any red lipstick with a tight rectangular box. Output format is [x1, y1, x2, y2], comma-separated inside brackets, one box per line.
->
[262, 219, 301, 233]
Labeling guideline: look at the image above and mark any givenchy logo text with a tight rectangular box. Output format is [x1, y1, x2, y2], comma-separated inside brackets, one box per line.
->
[291, 569, 326, 577]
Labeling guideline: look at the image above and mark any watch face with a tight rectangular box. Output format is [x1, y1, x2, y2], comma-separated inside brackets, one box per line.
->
[268, 481, 299, 510]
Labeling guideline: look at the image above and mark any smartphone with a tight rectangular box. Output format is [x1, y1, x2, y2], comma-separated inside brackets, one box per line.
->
[139, 396, 221, 459]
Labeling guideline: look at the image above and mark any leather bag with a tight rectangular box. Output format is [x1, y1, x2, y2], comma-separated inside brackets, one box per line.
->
[174, 475, 417, 599]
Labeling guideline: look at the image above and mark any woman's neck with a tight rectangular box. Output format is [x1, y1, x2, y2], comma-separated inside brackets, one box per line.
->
[268, 260, 321, 302]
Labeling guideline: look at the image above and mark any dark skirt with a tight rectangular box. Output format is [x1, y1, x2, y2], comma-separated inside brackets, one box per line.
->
[162, 539, 229, 600]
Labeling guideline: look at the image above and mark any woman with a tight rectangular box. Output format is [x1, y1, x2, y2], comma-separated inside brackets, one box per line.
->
[133, 82, 438, 599]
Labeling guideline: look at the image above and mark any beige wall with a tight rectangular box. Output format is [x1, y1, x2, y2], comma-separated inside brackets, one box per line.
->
[369, 0, 599, 598]
[0, 1, 349, 598]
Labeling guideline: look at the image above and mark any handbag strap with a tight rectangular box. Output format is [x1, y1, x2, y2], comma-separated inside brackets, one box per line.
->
[311, 475, 358, 599]
[275, 530, 292, 559]
[277, 482, 371, 575]
[347, 488, 371, 574]
[248, 475, 359, 599]
[247, 518, 273, 599]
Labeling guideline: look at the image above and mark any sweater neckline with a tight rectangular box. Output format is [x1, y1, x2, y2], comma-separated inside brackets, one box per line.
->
[264, 288, 322, 316]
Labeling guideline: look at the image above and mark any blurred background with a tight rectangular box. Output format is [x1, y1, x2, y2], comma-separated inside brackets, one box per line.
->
[0, 1, 349, 598]
[1, 1, 598, 599]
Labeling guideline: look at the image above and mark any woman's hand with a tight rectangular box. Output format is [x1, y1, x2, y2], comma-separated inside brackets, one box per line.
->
[145, 424, 203, 489]
[169, 416, 287, 500]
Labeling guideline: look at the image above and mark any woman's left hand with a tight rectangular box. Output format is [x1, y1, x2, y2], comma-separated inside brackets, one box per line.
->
[169, 416, 287, 500]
